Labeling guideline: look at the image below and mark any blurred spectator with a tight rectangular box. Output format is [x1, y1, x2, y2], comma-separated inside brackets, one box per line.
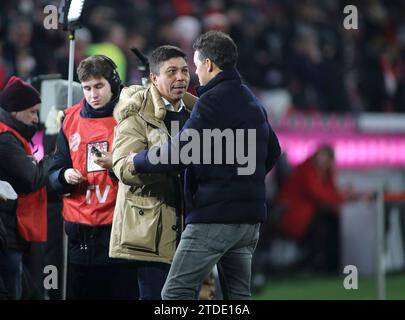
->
[172, 15, 202, 93]
[3, 17, 49, 78]
[359, 45, 405, 112]
[275, 145, 371, 274]
[0, 42, 11, 89]
[287, 25, 324, 112]
[54, 28, 93, 82]
[2, 0, 405, 113]
[87, 24, 128, 83]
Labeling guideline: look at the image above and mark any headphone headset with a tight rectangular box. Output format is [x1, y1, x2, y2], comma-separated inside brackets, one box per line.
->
[97, 55, 122, 89]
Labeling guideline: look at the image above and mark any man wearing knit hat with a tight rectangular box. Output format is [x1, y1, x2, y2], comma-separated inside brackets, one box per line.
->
[0, 76, 50, 299]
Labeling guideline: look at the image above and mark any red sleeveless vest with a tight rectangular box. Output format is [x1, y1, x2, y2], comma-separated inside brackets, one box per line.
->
[0, 122, 47, 242]
[62, 102, 117, 225]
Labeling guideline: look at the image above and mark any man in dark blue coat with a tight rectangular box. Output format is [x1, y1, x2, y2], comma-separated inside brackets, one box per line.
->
[128, 31, 281, 300]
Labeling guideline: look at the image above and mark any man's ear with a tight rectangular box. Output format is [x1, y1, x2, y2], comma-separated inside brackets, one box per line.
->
[150, 72, 157, 86]
[207, 59, 214, 72]
[10, 111, 17, 118]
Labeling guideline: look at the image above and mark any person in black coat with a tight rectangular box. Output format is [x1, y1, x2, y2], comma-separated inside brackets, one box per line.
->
[0, 182, 15, 300]
[0, 77, 50, 299]
[129, 31, 281, 299]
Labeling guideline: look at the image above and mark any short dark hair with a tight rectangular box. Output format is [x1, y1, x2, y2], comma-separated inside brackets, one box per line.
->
[148, 45, 187, 75]
[192, 31, 238, 70]
[76, 56, 115, 82]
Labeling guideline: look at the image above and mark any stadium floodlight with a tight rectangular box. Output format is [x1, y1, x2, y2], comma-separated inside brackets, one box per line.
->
[59, 0, 85, 31]
[67, 0, 85, 29]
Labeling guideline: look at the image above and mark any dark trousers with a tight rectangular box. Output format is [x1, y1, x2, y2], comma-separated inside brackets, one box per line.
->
[67, 262, 139, 300]
[0, 265, 9, 299]
[0, 249, 22, 299]
[44, 201, 63, 300]
[0, 248, 10, 300]
[300, 207, 340, 274]
[22, 243, 46, 300]
[137, 261, 170, 300]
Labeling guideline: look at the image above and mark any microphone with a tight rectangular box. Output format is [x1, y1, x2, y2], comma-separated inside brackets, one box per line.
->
[130, 47, 149, 70]
[130, 47, 150, 87]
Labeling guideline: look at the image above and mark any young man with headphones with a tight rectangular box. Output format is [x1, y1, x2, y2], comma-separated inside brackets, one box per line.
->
[48, 55, 138, 299]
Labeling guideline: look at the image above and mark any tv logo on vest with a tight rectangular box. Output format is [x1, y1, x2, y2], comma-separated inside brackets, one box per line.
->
[86, 185, 111, 204]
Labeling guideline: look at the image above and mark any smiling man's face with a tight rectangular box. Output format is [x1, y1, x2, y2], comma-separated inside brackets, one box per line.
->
[150, 57, 190, 107]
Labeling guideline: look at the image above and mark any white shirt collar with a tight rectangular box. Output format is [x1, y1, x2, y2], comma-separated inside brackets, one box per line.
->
[161, 97, 185, 112]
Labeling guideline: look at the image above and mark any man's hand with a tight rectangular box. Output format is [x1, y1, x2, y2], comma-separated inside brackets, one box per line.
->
[93, 150, 113, 169]
[126, 152, 136, 174]
[64, 168, 86, 185]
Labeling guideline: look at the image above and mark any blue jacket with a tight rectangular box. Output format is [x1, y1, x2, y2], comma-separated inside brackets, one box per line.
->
[134, 68, 281, 224]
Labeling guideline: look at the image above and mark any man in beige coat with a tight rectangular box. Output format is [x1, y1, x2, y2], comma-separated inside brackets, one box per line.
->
[110, 45, 214, 299]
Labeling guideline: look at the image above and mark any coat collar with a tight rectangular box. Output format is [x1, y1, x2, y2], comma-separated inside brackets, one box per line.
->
[196, 68, 242, 97]
[161, 97, 186, 112]
[196, 67, 241, 97]
[113, 84, 196, 134]
[0, 107, 37, 141]
[140, 85, 195, 132]
[80, 95, 117, 118]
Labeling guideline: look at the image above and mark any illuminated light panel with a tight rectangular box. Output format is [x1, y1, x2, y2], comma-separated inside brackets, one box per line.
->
[67, 0, 85, 24]
[277, 132, 405, 168]
[31, 130, 44, 161]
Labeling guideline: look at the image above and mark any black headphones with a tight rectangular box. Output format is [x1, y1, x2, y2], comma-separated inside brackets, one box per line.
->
[97, 55, 122, 89]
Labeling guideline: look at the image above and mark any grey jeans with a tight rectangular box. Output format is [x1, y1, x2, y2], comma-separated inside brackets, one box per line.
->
[162, 223, 261, 300]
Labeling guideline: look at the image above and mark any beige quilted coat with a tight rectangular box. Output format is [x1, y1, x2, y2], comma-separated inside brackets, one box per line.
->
[109, 84, 196, 264]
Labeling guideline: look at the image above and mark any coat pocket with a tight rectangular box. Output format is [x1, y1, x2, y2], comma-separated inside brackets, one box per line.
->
[120, 196, 163, 254]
